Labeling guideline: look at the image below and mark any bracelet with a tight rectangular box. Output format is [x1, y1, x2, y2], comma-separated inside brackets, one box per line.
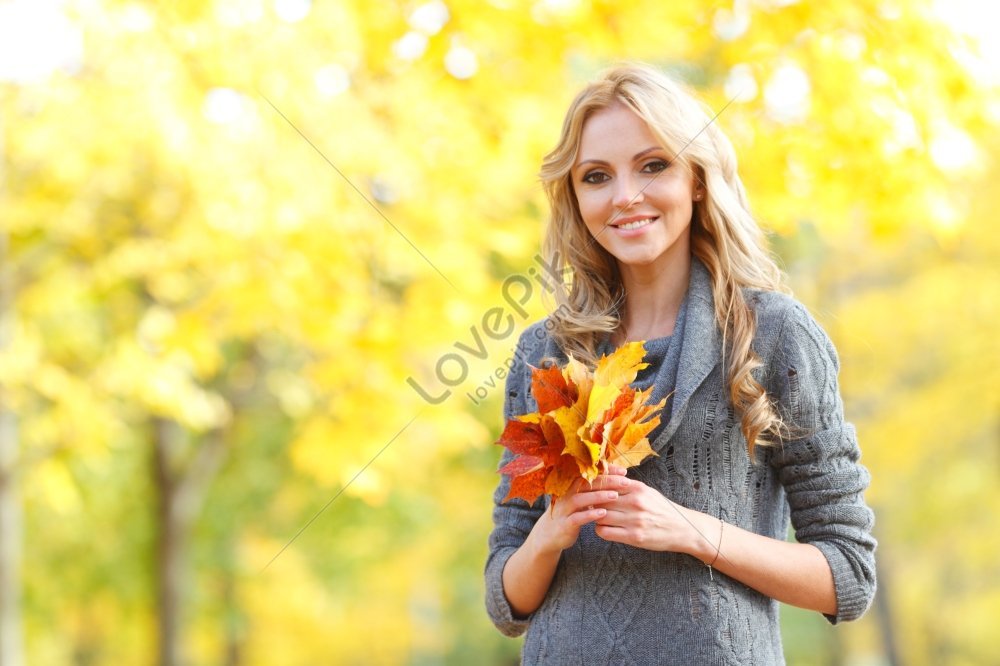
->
[706, 518, 724, 580]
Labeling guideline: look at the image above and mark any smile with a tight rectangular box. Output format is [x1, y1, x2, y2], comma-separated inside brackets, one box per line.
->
[612, 216, 657, 231]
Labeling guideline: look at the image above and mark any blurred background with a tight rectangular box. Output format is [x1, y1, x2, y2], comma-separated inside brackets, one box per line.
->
[0, 0, 998, 664]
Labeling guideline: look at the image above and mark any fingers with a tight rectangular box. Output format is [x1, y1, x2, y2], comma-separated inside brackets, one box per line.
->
[574, 489, 619, 508]
[552, 488, 618, 521]
[593, 524, 629, 544]
[549, 495, 610, 526]
[605, 463, 628, 476]
[588, 473, 631, 493]
[567, 506, 607, 527]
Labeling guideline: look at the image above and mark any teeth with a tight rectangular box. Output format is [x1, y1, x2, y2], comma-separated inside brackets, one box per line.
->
[617, 218, 654, 230]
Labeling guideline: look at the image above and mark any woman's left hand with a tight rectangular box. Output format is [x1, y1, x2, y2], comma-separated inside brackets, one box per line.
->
[594, 476, 840, 616]
[594, 475, 713, 557]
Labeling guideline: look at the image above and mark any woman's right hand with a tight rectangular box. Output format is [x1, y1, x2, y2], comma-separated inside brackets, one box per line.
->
[530, 464, 630, 554]
[501, 464, 632, 618]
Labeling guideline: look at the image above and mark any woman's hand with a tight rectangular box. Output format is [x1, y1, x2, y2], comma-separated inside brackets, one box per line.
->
[594, 475, 710, 555]
[529, 464, 630, 556]
[592, 476, 840, 616]
[501, 464, 631, 618]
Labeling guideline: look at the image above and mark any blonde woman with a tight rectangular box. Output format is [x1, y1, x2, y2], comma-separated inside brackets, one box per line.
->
[485, 62, 876, 664]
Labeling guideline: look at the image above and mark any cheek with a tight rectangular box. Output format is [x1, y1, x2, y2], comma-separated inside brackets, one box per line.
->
[649, 179, 682, 201]
[576, 192, 608, 226]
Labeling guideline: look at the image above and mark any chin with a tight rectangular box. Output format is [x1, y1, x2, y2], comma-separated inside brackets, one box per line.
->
[615, 254, 663, 267]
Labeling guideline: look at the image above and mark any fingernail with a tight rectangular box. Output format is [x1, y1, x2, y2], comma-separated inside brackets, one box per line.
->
[607, 492, 618, 500]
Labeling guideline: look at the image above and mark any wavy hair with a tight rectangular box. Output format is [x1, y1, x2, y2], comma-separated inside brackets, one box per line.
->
[539, 62, 790, 454]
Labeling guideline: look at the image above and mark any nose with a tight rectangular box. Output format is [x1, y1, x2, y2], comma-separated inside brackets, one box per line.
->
[611, 174, 643, 210]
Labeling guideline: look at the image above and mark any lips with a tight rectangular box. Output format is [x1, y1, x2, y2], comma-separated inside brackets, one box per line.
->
[610, 215, 658, 231]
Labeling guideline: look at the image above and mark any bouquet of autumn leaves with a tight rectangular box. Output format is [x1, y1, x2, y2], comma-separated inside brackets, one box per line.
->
[497, 342, 666, 505]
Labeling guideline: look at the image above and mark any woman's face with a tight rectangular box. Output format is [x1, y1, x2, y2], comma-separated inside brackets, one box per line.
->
[571, 102, 700, 272]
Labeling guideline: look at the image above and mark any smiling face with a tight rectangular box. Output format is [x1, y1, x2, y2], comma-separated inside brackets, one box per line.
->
[572, 102, 701, 273]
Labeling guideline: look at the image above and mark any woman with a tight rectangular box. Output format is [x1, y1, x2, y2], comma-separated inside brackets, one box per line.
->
[485, 62, 876, 664]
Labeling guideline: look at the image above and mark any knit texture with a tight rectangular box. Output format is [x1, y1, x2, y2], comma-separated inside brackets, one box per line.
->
[595, 290, 688, 438]
[484, 259, 877, 665]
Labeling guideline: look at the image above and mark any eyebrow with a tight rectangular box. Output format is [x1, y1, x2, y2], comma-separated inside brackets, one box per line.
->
[574, 146, 664, 172]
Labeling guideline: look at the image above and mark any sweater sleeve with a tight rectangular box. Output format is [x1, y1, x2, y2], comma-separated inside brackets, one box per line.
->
[484, 337, 546, 637]
[768, 303, 877, 624]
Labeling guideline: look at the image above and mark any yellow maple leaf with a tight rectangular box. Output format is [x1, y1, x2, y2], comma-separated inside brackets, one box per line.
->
[587, 341, 649, 423]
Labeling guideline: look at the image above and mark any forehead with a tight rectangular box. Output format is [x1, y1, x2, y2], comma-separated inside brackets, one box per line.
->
[577, 102, 661, 158]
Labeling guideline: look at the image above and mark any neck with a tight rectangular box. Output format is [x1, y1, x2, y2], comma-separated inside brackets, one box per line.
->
[614, 252, 692, 344]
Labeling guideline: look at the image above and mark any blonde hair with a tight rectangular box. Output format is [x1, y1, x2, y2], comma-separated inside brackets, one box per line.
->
[539, 61, 789, 454]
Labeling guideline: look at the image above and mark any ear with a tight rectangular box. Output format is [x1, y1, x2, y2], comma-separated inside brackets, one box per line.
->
[691, 166, 707, 201]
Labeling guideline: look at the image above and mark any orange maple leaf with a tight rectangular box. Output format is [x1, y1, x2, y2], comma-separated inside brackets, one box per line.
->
[530, 364, 576, 413]
[497, 413, 575, 503]
[497, 342, 665, 505]
[593, 386, 665, 468]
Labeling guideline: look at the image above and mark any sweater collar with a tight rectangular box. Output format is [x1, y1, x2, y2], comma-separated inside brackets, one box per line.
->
[534, 257, 722, 449]
[651, 257, 722, 451]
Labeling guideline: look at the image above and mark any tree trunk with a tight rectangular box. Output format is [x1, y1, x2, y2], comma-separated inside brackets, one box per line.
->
[0, 211, 24, 666]
[874, 541, 901, 665]
[153, 417, 184, 666]
[0, 406, 22, 666]
[153, 418, 229, 666]
[222, 564, 243, 666]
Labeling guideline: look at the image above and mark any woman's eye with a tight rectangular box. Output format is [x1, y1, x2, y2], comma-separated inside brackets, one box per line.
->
[643, 160, 669, 173]
[582, 171, 609, 184]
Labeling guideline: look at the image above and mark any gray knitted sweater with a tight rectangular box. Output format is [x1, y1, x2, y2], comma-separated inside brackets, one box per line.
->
[485, 260, 876, 665]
